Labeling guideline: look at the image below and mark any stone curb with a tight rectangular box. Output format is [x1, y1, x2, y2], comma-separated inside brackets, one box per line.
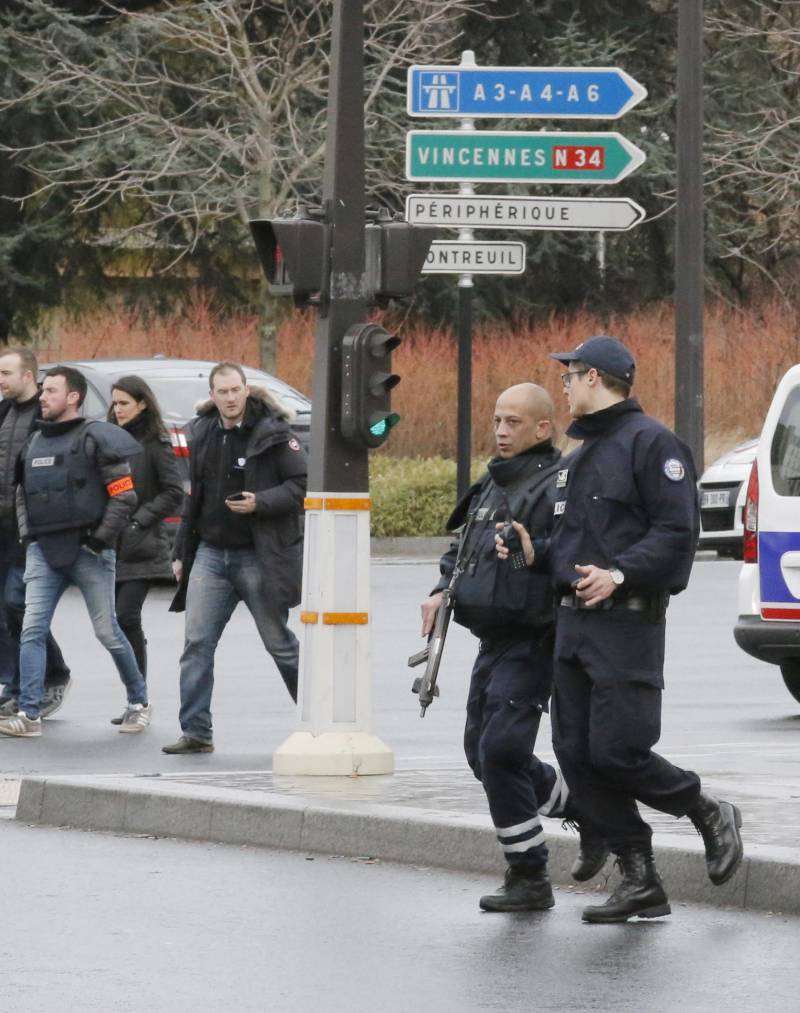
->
[16, 774, 799, 915]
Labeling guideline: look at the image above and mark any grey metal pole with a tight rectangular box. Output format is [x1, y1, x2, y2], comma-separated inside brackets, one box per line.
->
[308, 0, 368, 493]
[675, 0, 705, 470]
[456, 282, 473, 500]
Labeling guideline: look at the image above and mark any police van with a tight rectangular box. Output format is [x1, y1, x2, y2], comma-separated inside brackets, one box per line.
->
[734, 364, 800, 704]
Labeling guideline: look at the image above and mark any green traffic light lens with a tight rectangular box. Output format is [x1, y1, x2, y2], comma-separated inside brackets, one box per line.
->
[369, 412, 401, 438]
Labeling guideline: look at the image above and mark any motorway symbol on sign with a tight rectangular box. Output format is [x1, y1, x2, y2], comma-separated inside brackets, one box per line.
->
[405, 194, 646, 232]
[407, 65, 647, 120]
[421, 241, 526, 275]
[406, 130, 645, 184]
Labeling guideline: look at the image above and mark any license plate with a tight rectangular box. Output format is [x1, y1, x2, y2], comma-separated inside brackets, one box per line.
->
[701, 489, 731, 509]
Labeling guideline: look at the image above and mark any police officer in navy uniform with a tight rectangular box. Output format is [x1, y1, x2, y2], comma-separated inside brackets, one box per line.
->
[498, 337, 744, 923]
[421, 383, 602, 912]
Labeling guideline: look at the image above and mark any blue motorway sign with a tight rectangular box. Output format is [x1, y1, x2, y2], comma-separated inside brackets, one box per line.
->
[407, 65, 647, 120]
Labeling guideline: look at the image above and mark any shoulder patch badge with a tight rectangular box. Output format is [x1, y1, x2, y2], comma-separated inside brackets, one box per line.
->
[556, 468, 569, 489]
[288, 438, 301, 452]
[554, 500, 566, 516]
[663, 458, 685, 482]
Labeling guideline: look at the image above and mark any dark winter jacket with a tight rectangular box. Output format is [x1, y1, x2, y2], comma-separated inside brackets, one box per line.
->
[115, 415, 185, 583]
[0, 395, 41, 566]
[169, 386, 307, 612]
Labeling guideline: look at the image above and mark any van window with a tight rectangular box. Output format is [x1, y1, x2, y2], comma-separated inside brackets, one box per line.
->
[771, 386, 800, 496]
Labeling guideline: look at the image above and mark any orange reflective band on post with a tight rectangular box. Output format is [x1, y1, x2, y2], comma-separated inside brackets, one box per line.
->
[300, 612, 319, 624]
[324, 498, 371, 510]
[322, 612, 368, 625]
[106, 475, 134, 497]
[304, 498, 324, 511]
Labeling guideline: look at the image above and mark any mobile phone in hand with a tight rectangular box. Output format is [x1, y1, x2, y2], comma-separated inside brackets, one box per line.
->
[226, 492, 246, 501]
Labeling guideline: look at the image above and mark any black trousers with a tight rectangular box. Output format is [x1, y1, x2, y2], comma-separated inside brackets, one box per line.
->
[551, 607, 701, 853]
[1, 560, 70, 695]
[115, 579, 152, 678]
[464, 631, 565, 872]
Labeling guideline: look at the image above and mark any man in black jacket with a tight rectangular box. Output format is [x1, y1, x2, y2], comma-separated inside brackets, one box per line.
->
[163, 361, 307, 755]
[420, 383, 603, 911]
[0, 347, 72, 718]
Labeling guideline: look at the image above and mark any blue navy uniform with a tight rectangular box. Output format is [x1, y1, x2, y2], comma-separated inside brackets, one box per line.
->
[433, 442, 568, 874]
[543, 399, 702, 853]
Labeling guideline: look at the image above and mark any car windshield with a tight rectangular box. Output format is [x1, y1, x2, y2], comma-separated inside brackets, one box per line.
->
[137, 374, 310, 423]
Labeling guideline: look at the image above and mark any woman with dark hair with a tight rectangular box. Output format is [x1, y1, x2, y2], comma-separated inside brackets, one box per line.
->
[107, 375, 184, 722]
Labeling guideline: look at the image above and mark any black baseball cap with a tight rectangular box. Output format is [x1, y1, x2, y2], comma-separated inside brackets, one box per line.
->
[549, 335, 635, 385]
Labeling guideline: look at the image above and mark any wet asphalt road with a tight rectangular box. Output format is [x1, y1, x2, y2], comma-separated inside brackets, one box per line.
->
[2, 817, 795, 1013]
[0, 557, 794, 779]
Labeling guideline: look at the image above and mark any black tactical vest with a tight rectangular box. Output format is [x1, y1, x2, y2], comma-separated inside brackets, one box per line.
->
[23, 422, 108, 535]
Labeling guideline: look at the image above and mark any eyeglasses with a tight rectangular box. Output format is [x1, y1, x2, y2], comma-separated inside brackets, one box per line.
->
[560, 369, 591, 388]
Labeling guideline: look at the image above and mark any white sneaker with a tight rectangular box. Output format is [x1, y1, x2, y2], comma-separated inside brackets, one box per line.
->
[119, 703, 152, 734]
[0, 712, 42, 737]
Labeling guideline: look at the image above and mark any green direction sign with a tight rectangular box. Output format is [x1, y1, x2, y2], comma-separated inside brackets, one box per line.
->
[405, 130, 645, 184]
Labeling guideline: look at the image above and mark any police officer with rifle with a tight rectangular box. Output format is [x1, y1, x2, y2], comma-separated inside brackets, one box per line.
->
[417, 383, 605, 912]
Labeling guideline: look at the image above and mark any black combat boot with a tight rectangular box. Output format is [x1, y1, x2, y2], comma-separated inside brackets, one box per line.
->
[479, 866, 555, 912]
[581, 848, 670, 923]
[686, 792, 743, 885]
[572, 825, 611, 882]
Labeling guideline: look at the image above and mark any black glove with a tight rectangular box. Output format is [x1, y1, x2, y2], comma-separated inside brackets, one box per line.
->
[81, 534, 107, 555]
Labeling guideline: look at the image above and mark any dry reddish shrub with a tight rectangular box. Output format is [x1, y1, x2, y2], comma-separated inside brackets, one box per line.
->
[33, 293, 799, 464]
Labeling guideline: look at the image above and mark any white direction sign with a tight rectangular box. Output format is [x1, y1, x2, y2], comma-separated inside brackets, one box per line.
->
[406, 194, 646, 232]
[422, 241, 526, 275]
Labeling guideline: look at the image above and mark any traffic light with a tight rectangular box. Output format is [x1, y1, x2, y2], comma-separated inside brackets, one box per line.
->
[249, 217, 325, 305]
[341, 322, 401, 448]
[364, 221, 437, 305]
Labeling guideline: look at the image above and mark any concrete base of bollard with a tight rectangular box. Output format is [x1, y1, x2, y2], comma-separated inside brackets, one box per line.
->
[271, 731, 395, 776]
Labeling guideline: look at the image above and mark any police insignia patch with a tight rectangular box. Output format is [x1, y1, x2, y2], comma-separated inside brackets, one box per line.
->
[556, 469, 569, 489]
[554, 500, 566, 516]
[663, 458, 685, 481]
[288, 438, 300, 452]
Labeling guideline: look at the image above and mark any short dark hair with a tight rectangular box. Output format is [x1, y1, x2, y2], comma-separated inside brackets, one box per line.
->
[573, 359, 632, 399]
[44, 365, 87, 406]
[0, 345, 38, 378]
[209, 361, 247, 391]
[108, 375, 168, 441]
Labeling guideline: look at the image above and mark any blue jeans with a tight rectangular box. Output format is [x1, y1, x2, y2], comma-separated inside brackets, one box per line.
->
[178, 543, 299, 742]
[19, 542, 147, 719]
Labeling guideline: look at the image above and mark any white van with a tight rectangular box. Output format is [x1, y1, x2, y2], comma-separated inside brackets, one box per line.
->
[734, 364, 800, 703]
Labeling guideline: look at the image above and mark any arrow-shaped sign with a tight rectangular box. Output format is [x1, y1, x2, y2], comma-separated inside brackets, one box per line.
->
[407, 65, 647, 120]
[406, 130, 646, 185]
[405, 195, 646, 232]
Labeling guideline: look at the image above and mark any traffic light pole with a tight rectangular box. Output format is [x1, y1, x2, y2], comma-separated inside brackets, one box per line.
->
[272, 0, 393, 775]
[675, 0, 705, 470]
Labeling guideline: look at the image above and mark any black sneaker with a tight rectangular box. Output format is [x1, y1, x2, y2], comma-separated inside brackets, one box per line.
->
[40, 678, 72, 719]
[162, 735, 214, 754]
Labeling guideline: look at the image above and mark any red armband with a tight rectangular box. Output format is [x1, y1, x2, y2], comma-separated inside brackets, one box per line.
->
[106, 475, 134, 497]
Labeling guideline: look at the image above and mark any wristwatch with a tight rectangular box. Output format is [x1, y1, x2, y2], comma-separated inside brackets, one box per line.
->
[609, 567, 625, 587]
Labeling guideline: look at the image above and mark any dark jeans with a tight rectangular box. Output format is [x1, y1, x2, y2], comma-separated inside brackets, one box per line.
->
[0, 558, 71, 699]
[115, 579, 151, 678]
[551, 608, 701, 853]
[464, 632, 565, 872]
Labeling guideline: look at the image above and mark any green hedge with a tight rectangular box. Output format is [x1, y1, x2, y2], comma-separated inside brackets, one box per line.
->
[369, 456, 485, 537]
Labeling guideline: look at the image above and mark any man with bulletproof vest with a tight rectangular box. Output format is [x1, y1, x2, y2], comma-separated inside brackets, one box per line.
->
[0, 365, 150, 737]
[498, 336, 743, 923]
[420, 383, 605, 912]
[0, 348, 73, 719]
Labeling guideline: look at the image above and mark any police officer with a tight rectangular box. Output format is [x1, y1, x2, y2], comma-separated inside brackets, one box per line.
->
[500, 336, 744, 923]
[0, 366, 150, 738]
[421, 383, 600, 912]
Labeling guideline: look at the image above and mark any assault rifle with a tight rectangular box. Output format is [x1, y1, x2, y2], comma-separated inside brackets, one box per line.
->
[409, 511, 477, 717]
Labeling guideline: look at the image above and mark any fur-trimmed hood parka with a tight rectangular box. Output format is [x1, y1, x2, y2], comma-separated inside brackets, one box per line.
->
[169, 386, 308, 612]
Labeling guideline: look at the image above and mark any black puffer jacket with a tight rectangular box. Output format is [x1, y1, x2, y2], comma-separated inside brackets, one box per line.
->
[115, 416, 185, 582]
[169, 386, 307, 612]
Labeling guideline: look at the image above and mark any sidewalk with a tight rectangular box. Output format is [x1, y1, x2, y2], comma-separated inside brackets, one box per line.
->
[14, 761, 800, 916]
